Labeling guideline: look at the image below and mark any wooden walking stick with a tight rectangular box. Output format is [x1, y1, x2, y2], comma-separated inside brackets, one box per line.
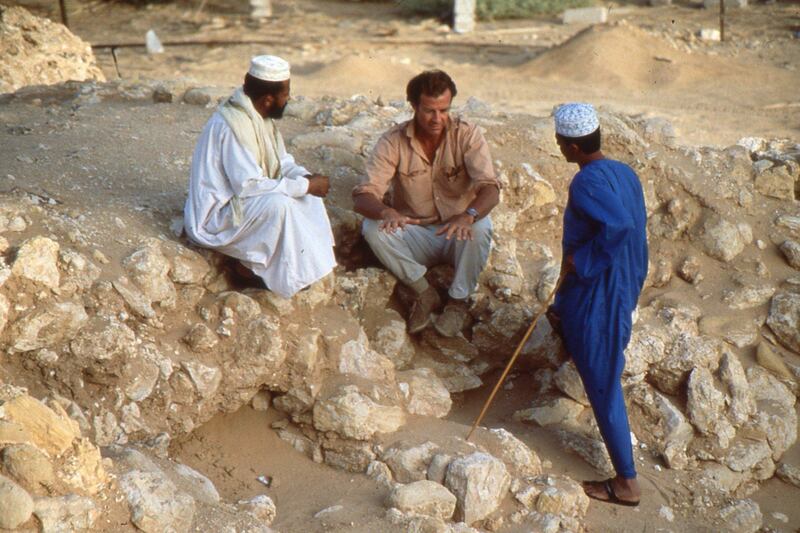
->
[466, 271, 567, 441]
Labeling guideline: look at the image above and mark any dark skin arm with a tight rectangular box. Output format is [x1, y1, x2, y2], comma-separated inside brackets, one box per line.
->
[305, 174, 330, 197]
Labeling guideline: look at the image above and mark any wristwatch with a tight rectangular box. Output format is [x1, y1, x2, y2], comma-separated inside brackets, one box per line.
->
[465, 207, 479, 220]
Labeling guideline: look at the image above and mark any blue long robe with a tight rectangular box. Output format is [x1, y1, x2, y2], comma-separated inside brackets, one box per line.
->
[552, 158, 648, 479]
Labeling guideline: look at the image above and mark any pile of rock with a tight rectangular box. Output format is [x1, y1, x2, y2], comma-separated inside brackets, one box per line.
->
[1, 78, 799, 529]
[0, 6, 105, 94]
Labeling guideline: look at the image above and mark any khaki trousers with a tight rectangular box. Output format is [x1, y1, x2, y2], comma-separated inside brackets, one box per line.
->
[362, 217, 493, 300]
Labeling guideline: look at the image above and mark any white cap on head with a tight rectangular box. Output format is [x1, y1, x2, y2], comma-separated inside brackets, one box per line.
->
[248, 55, 291, 82]
[554, 102, 600, 138]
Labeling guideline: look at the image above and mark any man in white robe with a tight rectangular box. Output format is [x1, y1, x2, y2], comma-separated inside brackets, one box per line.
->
[184, 55, 336, 298]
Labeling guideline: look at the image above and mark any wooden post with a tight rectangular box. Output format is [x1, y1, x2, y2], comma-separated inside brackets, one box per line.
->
[58, 0, 69, 27]
[719, 0, 725, 42]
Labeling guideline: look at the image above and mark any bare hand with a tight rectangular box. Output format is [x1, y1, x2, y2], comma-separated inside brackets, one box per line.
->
[435, 213, 473, 241]
[306, 174, 330, 197]
[379, 207, 420, 233]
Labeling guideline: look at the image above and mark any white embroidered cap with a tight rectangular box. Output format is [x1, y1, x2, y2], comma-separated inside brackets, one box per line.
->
[248, 55, 291, 82]
[554, 102, 600, 138]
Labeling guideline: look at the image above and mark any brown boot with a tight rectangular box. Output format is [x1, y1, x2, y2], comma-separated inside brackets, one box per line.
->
[433, 298, 471, 338]
[407, 286, 442, 334]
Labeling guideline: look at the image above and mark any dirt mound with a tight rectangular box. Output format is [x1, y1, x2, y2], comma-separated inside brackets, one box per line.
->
[522, 22, 746, 92]
[300, 56, 418, 98]
[0, 5, 105, 94]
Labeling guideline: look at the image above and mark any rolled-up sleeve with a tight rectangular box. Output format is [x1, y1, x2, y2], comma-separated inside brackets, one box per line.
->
[353, 132, 398, 200]
[463, 125, 499, 190]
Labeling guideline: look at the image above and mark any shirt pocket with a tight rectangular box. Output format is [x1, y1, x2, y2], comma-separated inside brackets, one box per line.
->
[438, 165, 471, 196]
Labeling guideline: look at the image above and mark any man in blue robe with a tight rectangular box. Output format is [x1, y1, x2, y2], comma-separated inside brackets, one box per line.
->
[548, 103, 648, 506]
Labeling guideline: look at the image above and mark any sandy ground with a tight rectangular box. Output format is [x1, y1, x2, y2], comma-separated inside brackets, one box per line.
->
[12, 0, 800, 147]
[3, 0, 800, 531]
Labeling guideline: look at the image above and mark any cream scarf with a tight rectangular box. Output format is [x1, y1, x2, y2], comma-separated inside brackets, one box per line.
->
[218, 87, 286, 224]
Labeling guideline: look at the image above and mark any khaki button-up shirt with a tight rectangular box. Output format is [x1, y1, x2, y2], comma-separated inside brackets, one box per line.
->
[353, 117, 499, 224]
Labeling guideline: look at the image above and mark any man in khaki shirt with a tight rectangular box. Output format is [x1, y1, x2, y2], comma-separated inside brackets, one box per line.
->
[353, 70, 500, 335]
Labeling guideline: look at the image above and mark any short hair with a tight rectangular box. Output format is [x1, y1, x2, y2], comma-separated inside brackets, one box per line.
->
[557, 129, 601, 154]
[243, 73, 286, 101]
[406, 70, 457, 107]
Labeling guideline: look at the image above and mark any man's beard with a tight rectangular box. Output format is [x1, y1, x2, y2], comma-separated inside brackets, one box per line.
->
[267, 102, 287, 119]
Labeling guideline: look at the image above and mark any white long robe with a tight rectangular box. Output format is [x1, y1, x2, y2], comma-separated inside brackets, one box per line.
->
[184, 112, 336, 298]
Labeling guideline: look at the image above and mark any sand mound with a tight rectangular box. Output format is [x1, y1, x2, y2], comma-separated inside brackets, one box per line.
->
[522, 22, 745, 93]
[299, 56, 418, 98]
[0, 5, 105, 94]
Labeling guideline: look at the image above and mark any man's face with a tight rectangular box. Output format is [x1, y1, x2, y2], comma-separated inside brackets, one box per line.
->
[266, 80, 291, 119]
[413, 89, 452, 138]
[556, 135, 576, 163]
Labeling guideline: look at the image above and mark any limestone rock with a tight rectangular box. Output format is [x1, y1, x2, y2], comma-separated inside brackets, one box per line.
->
[11, 236, 60, 288]
[521, 476, 589, 518]
[2, 394, 79, 456]
[756, 342, 794, 381]
[182, 323, 218, 353]
[755, 165, 796, 200]
[70, 316, 136, 362]
[170, 463, 220, 505]
[628, 383, 693, 469]
[553, 361, 589, 405]
[677, 255, 703, 284]
[723, 283, 775, 310]
[387, 480, 456, 521]
[426, 453, 452, 485]
[366, 460, 393, 486]
[181, 360, 222, 399]
[33, 494, 99, 533]
[59, 438, 107, 495]
[120, 470, 195, 533]
[649, 334, 721, 395]
[624, 325, 670, 377]
[322, 437, 376, 472]
[397, 368, 452, 418]
[237, 494, 276, 524]
[719, 499, 762, 533]
[370, 311, 416, 369]
[520, 315, 565, 370]
[723, 440, 772, 473]
[686, 367, 735, 448]
[10, 301, 88, 352]
[699, 316, 758, 348]
[767, 292, 800, 354]
[445, 452, 510, 525]
[747, 366, 796, 412]
[0, 473, 34, 529]
[382, 441, 440, 483]
[776, 462, 800, 488]
[112, 277, 155, 319]
[719, 351, 755, 426]
[699, 215, 745, 262]
[0, 293, 8, 336]
[122, 240, 176, 306]
[482, 428, 542, 478]
[780, 240, 800, 270]
[164, 244, 210, 284]
[513, 396, 584, 427]
[2, 444, 55, 492]
[313, 385, 405, 440]
[337, 330, 396, 383]
[556, 430, 614, 476]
